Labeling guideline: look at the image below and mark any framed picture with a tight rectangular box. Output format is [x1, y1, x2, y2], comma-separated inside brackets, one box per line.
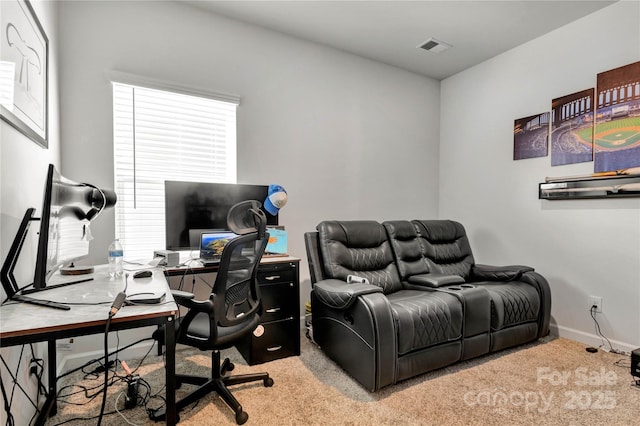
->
[550, 88, 594, 166]
[594, 61, 640, 173]
[513, 112, 549, 160]
[0, 0, 48, 148]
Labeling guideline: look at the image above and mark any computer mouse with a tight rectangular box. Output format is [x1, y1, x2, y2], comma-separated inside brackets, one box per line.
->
[133, 270, 153, 279]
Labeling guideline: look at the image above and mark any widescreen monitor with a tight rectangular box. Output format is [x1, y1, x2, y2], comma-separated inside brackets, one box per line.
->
[164, 181, 278, 251]
[32, 164, 116, 291]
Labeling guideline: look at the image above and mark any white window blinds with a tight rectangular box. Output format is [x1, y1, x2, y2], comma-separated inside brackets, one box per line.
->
[112, 82, 238, 261]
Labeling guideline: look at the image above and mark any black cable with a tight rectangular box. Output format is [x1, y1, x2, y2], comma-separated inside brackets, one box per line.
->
[590, 305, 614, 351]
[97, 315, 112, 426]
[0, 372, 15, 426]
[0, 346, 40, 411]
[57, 337, 154, 381]
[97, 291, 126, 425]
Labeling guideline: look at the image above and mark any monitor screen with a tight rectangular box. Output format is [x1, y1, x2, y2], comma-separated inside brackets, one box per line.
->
[164, 181, 278, 251]
[199, 231, 239, 261]
[32, 164, 115, 290]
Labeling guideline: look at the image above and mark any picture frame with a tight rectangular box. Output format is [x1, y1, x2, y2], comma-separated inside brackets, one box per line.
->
[550, 88, 594, 166]
[0, 0, 48, 148]
[593, 60, 640, 173]
[513, 112, 549, 160]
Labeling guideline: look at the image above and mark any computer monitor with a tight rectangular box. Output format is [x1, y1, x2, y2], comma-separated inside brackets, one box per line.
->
[164, 181, 278, 251]
[32, 164, 117, 290]
[0, 164, 116, 300]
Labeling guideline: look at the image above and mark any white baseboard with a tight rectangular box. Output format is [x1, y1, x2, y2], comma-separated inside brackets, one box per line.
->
[549, 322, 638, 355]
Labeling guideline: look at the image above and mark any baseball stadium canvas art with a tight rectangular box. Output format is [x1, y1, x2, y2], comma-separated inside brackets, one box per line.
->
[514, 112, 549, 160]
[551, 88, 594, 166]
[594, 61, 640, 173]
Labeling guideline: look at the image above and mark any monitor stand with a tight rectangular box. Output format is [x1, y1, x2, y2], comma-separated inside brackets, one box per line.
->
[60, 262, 94, 276]
[0, 208, 72, 310]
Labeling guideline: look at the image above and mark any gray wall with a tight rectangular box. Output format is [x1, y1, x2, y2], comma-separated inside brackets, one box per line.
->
[54, 1, 440, 360]
[0, 2, 60, 423]
[440, 1, 640, 350]
[58, 0, 441, 300]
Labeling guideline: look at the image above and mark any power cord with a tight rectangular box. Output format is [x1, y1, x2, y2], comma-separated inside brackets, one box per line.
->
[97, 288, 127, 426]
[588, 305, 621, 353]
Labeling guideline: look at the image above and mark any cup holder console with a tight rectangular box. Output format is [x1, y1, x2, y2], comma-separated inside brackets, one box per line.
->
[447, 284, 475, 291]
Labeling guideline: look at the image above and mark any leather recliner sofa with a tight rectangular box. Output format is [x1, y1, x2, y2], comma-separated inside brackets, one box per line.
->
[304, 219, 551, 391]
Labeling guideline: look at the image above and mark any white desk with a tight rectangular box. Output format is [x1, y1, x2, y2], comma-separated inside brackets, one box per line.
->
[0, 265, 178, 425]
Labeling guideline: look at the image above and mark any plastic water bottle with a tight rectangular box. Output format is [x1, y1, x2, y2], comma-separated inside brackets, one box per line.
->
[108, 239, 124, 278]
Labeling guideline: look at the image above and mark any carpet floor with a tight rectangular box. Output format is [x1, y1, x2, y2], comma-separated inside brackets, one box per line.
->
[50, 334, 638, 425]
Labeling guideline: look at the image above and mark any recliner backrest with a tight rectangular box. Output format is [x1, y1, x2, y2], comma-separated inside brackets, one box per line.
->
[317, 220, 402, 294]
[382, 220, 429, 281]
[412, 220, 475, 280]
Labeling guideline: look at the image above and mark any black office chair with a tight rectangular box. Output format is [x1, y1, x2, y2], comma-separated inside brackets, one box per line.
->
[151, 200, 272, 425]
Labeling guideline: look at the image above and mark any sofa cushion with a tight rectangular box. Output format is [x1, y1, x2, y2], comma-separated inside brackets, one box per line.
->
[386, 289, 463, 355]
[412, 220, 475, 279]
[383, 220, 430, 280]
[474, 282, 540, 330]
[317, 220, 403, 294]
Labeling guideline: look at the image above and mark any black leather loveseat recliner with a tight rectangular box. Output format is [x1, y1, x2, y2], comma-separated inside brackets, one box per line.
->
[304, 219, 551, 391]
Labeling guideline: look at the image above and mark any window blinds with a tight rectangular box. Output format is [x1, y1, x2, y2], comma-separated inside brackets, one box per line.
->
[112, 82, 238, 260]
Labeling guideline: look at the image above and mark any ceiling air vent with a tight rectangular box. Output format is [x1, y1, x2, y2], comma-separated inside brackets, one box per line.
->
[418, 38, 452, 53]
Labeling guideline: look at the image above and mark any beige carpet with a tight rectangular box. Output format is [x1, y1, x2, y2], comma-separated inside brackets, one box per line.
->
[50, 334, 638, 425]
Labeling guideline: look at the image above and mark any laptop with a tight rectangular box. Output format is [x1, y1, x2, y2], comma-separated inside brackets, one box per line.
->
[199, 231, 239, 266]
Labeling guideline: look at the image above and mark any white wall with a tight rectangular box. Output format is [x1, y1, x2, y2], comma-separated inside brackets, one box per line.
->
[440, 1, 640, 351]
[58, 0, 440, 282]
[0, 1, 60, 423]
[56, 1, 439, 362]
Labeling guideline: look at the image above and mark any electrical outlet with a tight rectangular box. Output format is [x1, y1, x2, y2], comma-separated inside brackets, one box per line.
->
[590, 296, 602, 313]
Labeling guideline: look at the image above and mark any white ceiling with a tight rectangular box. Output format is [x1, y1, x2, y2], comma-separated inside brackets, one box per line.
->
[182, 0, 617, 80]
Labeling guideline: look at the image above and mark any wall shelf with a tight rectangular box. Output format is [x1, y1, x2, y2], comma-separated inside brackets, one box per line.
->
[539, 174, 640, 200]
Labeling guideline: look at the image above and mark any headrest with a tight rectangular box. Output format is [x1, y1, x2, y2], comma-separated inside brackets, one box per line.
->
[264, 184, 287, 216]
[227, 200, 267, 236]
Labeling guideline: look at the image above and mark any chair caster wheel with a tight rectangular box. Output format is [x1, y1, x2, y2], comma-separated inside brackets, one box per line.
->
[235, 410, 248, 425]
[227, 362, 235, 372]
[264, 377, 274, 387]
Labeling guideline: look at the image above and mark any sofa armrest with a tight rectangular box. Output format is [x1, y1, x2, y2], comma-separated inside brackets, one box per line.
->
[471, 264, 534, 281]
[407, 273, 465, 288]
[313, 279, 383, 309]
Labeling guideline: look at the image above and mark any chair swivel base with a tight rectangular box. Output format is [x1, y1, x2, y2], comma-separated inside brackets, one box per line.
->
[149, 350, 274, 425]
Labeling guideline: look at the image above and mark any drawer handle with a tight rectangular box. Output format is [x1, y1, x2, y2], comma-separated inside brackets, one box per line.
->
[266, 345, 282, 352]
[264, 275, 280, 281]
[265, 307, 281, 313]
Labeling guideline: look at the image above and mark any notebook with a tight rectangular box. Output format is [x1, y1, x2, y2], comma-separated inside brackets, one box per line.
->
[199, 231, 239, 265]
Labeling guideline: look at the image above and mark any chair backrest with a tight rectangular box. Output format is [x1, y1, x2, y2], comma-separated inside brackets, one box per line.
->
[411, 220, 475, 279]
[212, 231, 269, 328]
[316, 220, 402, 294]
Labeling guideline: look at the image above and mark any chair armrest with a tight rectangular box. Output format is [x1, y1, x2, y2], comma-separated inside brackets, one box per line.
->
[471, 264, 534, 281]
[170, 289, 214, 313]
[171, 289, 195, 303]
[313, 279, 383, 310]
[407, 273, 465, 288]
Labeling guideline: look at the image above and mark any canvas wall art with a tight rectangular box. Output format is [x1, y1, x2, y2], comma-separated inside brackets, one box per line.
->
[514, 112, 549, 160]
[0, 0, 48, 147]
[594, 61, 640, 173]
[551, 88, 594, 166]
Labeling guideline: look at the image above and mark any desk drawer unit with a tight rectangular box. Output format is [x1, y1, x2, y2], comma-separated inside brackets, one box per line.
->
[236, 261, 300, 365]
